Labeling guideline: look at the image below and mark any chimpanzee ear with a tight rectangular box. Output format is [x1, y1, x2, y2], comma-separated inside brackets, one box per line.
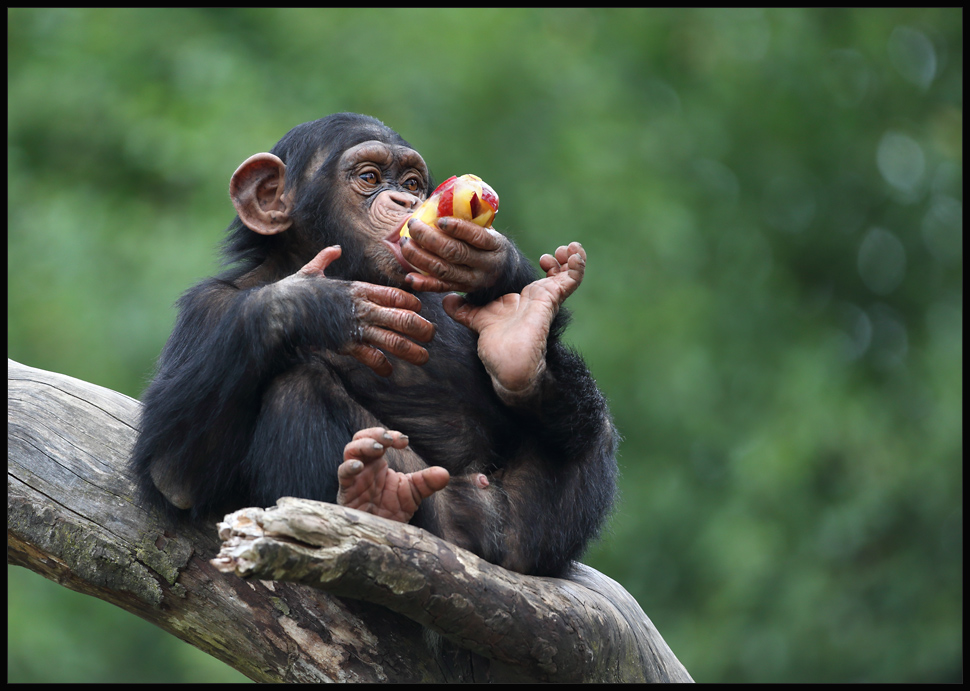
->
[229, 153, 293, 235]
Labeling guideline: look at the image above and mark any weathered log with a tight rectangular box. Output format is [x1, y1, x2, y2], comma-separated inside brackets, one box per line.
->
[7, 358, 693, 682]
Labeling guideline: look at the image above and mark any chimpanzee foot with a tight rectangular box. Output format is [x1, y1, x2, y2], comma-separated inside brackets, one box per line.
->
[337, 427, 450, 522]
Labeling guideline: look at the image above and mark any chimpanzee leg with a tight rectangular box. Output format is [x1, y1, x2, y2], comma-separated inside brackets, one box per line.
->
[240, 362, 365, 508]
[243, 360, 450, 518]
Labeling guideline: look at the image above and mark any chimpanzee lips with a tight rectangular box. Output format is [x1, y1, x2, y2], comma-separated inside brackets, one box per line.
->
[384, 221, 417, 273]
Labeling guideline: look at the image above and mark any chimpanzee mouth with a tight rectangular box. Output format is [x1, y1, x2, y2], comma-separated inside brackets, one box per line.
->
[383, 220, 416, 273]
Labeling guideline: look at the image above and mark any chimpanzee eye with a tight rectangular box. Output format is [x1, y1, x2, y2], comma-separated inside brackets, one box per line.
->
[359, 171, 379, 185]
[402, 177, 421, 193]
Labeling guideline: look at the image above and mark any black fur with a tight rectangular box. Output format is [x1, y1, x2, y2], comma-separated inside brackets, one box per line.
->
[130, 113, 618, 577]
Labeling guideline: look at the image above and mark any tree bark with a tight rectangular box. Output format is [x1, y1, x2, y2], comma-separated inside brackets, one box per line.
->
[7, 358, 693, 683]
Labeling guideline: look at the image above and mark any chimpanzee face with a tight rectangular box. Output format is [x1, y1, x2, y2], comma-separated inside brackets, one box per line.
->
[330, 140, 430, 281]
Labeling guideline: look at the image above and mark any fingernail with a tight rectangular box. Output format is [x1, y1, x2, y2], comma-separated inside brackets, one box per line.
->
[350, 460, 363, 471]
[373, 442, 383, 450]
[383, 431, 393, 440]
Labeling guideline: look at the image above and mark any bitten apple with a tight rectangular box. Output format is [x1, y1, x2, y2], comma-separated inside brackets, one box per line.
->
[400, 174, 499, 241]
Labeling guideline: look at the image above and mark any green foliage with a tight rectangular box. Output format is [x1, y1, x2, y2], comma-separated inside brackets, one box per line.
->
[8, 8, 961, 683]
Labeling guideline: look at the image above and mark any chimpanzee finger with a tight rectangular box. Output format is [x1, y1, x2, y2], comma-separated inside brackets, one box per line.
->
[351, 427, 410, 449]
[404, 272, 483, 294]
[367, 305, 436, 343]
[298, 245, 343, 277]
[338, 437, 389, 489]
[407, 466, 451, 500]
[403, 228, 474, 269]
[351, 284, 435, 342]
[539, 253, 560, 275]
[441, 293, 480, 332]
[409, 217, 503, 257]
[336, 458, 366, 489]
[400, 232, 462, 275]
[405, 218, 502, 271]
[400, 240, 482, 286]
[359, 326, 431, 367]
[563, 243, 587, 281]
[404, 272, 455, 293]
[555, 242, 585, 267]
[541, 243, 586, 278]
[436, 217, 505, 251]
[567, 248, 587, 275]
[341, 438, 385, 463]
[353, 282, 424, 314]
[346, 343, 394, 377]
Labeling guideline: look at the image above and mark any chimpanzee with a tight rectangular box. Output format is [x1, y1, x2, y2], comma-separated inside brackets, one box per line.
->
[130, 112, 618, 577]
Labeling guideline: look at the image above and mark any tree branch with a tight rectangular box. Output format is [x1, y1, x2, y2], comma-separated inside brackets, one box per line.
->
[7, 358, 692, 682]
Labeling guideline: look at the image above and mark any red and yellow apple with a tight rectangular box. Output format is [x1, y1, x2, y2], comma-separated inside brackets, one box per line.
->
[400, 174, 499, 241]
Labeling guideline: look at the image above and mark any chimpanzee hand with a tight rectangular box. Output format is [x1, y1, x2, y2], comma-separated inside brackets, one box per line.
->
[442, 242, 586, 403]
[298, 246, 436, 376]
[400, 217, 511, 293]
[337, 427, 451, 522]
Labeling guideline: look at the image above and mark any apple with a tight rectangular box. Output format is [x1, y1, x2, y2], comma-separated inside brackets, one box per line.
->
[400, 174, 499, 240]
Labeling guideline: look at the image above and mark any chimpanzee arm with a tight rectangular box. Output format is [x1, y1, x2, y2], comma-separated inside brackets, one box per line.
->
[132, 275, 349, 514]
[131, 255, 434, 518]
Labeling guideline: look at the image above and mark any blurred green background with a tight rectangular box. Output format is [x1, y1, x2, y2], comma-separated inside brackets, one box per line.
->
[7, 8, 961, 683]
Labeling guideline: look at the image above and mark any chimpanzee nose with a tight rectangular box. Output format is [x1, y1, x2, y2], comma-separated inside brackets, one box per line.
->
[388, 190, 419, 210]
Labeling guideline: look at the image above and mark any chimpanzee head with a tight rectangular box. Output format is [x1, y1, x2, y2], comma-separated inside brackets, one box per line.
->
[224, 113, 434, 285]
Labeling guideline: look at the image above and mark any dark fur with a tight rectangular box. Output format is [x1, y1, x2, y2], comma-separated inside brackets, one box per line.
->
[131, 113, 618, 577]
